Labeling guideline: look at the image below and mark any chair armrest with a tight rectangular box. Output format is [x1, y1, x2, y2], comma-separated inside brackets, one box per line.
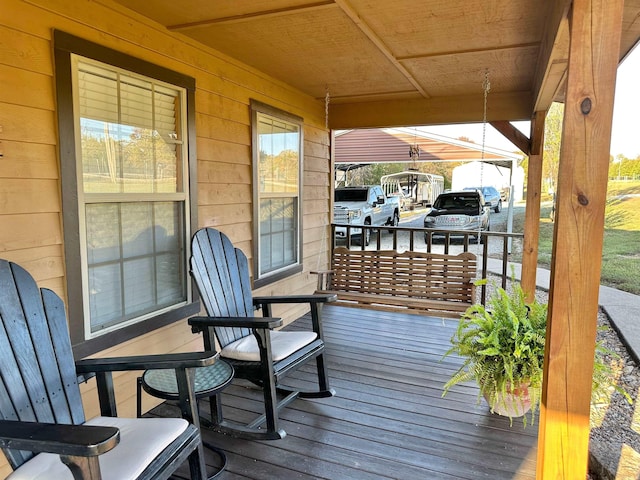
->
[188, 316, 282, 331]
[310, 270, 334, 291]
[75, 351, 218, 374]
[252, 293, 337, 306]
[0, 420, 119, 457]
[252, 295, 336, 336]
[76, 352, 219, 418]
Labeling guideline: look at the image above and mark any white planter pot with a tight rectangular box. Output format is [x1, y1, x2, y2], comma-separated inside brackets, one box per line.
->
[483, 383, 532, 417]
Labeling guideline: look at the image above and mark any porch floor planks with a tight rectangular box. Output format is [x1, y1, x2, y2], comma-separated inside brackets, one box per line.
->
[151, 304, 537, 479]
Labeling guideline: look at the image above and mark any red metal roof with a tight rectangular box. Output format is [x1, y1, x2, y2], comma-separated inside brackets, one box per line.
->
[335, 128, 521, 167]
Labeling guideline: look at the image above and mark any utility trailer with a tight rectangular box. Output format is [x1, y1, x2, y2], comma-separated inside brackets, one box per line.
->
[381, 171, 444, 210]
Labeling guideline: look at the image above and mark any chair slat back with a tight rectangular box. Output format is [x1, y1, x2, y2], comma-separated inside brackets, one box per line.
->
[0, 260, 85, 469]
[190, 228, 254, 348]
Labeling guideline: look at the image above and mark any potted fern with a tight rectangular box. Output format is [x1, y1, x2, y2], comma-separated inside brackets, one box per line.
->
[443, 279, 630, 426]
[442, 280, 547, 425]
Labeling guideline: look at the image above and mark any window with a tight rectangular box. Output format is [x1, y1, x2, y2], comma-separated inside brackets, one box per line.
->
[55, 31, 198, 356]
[251, 101, 303, 287]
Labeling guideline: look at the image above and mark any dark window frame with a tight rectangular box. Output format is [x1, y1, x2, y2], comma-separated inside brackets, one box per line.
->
[54, 31, 199, 358]
[250, 100, 304, 289]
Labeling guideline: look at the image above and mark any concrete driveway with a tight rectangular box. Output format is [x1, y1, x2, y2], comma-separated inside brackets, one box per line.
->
[360, 204, 524, 256]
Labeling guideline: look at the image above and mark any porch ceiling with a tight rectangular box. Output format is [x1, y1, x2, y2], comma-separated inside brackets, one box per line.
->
[114, 0, 640, 128]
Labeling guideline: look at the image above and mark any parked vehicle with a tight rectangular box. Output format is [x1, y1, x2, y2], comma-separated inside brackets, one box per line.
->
[423, 190, 490, 242]
[380, 171, 444, 210]
[464, 186, 503, 212]
[334, 185, 401, 246]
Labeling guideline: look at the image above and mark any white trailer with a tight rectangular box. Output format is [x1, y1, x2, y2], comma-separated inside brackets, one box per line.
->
[381, 171, 444, 210]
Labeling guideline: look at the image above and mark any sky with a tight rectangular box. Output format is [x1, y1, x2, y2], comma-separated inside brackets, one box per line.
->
[424, 45, 640, 159]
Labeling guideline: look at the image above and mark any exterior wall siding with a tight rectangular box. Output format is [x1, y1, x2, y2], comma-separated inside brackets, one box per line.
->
[0, 0, 331, 474]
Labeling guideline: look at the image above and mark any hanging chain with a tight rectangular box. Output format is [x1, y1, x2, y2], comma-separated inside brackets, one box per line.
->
[321, 86, 330, 270]
[481, 69, 490, 163]
[476, 70, 491, 247]
[409, 127, 420, 162]
[325, 86, 330, 131]
[479, 69, 491, 187]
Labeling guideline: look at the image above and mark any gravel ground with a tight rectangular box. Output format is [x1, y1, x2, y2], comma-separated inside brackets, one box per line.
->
[589, 309, 640, 479]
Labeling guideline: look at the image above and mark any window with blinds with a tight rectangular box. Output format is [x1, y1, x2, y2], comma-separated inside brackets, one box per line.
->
[73, 56, 189, 336]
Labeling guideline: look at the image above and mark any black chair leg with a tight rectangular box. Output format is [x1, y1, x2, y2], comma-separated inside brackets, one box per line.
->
[136, 377, 143, 418]
[209, 394, 224, 425]
[316, 353, 331, 393]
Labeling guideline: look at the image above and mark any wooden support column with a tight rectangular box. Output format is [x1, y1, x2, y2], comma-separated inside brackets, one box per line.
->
[521, 111, 546, 301]
[536, 0, 623, 478]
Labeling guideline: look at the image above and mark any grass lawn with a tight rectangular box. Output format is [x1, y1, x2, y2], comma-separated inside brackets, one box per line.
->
[513, 180, 640, 295]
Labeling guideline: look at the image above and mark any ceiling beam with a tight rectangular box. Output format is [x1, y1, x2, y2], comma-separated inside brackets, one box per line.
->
[167, 1, 335, 30]
[490, 120, 531, 155]
[329, 91, 533, 129]
[396, 42, 540, 61]
[334, 0, 430, 99]
[532, 1, 572, 111]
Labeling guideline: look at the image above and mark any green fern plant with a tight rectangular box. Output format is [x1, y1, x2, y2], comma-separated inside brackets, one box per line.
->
[443, 279, 631, 426]
[442, 279, 547, 426]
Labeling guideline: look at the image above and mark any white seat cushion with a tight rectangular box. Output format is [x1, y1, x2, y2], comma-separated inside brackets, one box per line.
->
[221, 330, 317, 362]
[7, 416, 188, 480]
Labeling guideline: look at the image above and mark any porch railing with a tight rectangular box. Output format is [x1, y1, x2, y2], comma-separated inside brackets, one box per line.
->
[330, 223, 524, 306]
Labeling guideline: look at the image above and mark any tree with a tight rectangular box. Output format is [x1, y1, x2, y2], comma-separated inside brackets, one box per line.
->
[542, 102, 564, 195]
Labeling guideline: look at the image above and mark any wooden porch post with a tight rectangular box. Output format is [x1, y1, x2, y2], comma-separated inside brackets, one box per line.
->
[536, 0, 623, 478]
[520, 111, 546, 302]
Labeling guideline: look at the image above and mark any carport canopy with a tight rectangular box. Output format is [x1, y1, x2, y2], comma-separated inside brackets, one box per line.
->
[334, 127, 522, 173]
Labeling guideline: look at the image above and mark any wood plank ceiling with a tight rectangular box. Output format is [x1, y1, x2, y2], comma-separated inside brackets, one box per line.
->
[113, 0, 640, 128]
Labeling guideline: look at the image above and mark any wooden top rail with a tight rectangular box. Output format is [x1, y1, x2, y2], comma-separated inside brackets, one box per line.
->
[314, 247, 477, 318]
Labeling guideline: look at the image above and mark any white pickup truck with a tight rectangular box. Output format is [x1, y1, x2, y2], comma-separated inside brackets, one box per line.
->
[333, 185, 401, 246]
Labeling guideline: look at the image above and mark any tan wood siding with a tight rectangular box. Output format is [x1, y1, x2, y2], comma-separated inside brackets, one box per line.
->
[0, 213, 62, 254]
[0, 0, 331, 472]
[0, 141, 59, 179]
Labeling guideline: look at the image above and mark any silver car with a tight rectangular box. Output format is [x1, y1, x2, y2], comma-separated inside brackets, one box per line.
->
[464, 186, 502, 213]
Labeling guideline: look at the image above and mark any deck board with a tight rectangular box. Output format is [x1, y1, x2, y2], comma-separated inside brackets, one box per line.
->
[150, 305, 537, 479]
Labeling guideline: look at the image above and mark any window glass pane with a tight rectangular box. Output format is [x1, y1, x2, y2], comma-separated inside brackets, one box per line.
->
[154, 202, 185, 304]
[123, 257, 155, 317]
[259, 198, 297, 274]
[86, 203, 120, 264]
[155, 88, 183, 193]
[77, 61, 182, 195]
[88, 263, 122, 332]
[257, 113, 299, 194]
[121, 203, 154, 258]
[156, 252, 185, 305]
[85, 201, 186, 334]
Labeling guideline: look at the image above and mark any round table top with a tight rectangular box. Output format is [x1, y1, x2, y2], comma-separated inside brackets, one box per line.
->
[141, 359, 234, 401]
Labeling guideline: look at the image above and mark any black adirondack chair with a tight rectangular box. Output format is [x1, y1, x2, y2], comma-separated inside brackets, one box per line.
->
[189, 227, 336, 440]
[0, 259, 216, 480]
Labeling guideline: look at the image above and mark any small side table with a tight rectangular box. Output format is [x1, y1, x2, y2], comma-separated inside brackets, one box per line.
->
[138, 359, 234, 480]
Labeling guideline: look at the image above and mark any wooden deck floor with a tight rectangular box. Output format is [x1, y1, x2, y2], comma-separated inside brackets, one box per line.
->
[151, 304, 538, 479]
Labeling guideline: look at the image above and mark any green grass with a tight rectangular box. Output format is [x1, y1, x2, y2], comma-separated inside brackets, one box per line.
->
[513, 181, 640, 295]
